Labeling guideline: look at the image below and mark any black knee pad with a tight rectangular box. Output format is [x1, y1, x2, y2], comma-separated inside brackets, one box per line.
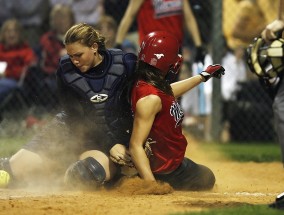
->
[64, 157, 106, 189]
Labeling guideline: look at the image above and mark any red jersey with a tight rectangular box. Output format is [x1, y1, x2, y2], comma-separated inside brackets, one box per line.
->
[0, 43, 36, 80]
[137, 0, 184, 45]
[40, 31, 65, 75]
[131, 80, 187, 173]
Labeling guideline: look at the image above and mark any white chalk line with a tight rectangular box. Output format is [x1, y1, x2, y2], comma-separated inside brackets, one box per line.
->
[0, 190, 279, 199]
[210, 192, 278, 197]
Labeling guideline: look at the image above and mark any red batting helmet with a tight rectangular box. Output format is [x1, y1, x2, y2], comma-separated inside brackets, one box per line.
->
[138, 31, 183, 77]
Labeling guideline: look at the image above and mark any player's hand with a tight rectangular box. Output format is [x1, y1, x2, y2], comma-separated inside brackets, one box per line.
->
[194, 46, 206, 64]
[110, 144, 133, 166]
[200, 64, 225, 82]
[261, 20, 284, 42]
[267, 76, 280, 87]
[114, 43, 122, 50]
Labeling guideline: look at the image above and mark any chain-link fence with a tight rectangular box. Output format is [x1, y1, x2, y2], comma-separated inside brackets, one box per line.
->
[0, 0, 278, 142]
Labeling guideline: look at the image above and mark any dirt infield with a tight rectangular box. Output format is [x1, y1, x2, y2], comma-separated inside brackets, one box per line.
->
[0, 134, 283, 215]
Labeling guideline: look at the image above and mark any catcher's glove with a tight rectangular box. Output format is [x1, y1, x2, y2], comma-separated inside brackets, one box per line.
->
[194, 46, 207, 64]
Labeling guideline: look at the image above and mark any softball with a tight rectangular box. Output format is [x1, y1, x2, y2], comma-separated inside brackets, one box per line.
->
[0, 170, 10, 188]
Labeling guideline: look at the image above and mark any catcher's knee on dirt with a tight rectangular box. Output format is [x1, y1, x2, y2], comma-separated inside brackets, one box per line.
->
[64, 157, 106, 189]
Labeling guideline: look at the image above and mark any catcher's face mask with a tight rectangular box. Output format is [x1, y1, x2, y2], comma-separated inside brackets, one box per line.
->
[246, 37, 284, 78]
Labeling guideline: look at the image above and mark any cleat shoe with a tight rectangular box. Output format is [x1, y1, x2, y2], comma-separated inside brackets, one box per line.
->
[269, 192, 284, 210]
[0, 157, 10, 170]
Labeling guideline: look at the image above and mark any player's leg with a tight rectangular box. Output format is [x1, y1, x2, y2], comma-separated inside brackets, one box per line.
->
[0, 149, 46, 187]
[64, 150, 118, 189]
[1, 114, 76, 187]
[154, 157, 215, 191]
[272, 79, 284, 166]
[9, 149, 44, 179]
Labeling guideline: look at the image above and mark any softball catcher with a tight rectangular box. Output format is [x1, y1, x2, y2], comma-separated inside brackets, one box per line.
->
[247, 31, 284, 163]
[247, 1, 284, 208]
[0, 23, 137, 189]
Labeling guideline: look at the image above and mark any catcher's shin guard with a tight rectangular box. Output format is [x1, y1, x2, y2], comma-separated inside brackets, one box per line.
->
[64, 157, 106, 189]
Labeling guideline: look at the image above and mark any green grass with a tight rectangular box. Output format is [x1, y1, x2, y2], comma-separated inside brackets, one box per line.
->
[0, 136, 32, 157]
[0, 136, 281, 162]
[200, 142, 281, 162]
[172, 205, 284, 215]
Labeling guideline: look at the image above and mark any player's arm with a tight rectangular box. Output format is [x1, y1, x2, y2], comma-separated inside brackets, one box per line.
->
[261, 20, 284, 41]
[261, 0, 284, 41]
[171, 75, 203, 98]
[115, 0, 144, 46]
[109, 143, 132, 165]
[129, 95, 162, 181]
[171, 64, 225, 98]
[183, 0, 202, 47]
[231, 1, 267, 43]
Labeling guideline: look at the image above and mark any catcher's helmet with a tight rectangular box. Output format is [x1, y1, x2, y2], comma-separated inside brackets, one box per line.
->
[138, 31, 183, 77]
[247, 37, 284, 78]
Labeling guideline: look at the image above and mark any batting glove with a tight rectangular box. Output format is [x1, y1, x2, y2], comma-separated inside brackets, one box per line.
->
[200, 64, 225, 82]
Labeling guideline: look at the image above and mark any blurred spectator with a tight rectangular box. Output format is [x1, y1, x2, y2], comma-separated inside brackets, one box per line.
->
[179, 0, 212, 139]
[0, 0, 13, 26]
[187, 0, 213, 47]
[121, 39, 137, 54]
[35, 4, 75, 108]
[115, 0, 205, 65]
[221, 47, 247, 102]
[103, 0, 138, 51]
[10, 0, 51, 48]
[220, 0, 279, 141]
[215, 42, 247, 143]
[182, 42, 247, 142]
[49, 0, 104, 26]
[181, 51, 214, 141]
[223, 0, 279, 51]
[96, 15, 137, 53]
[103, 0, 132, 27]
[222, 0, 279, 81]
[39, 4, 74, 79]
[95, 15, 118, 49]
[0, 19, 37, 103]
[220, 46, 247, 142]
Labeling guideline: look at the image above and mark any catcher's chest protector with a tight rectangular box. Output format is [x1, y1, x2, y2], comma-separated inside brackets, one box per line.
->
[59, 49, 136, 137]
